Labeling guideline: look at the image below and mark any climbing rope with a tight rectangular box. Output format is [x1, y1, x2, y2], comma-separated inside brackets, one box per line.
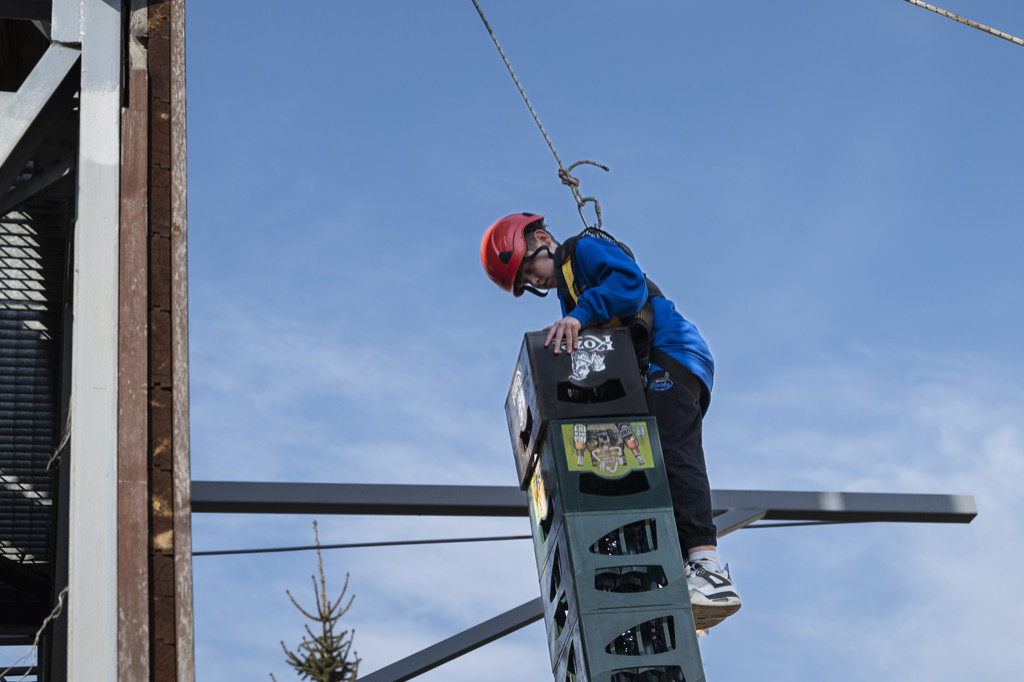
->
[903, 0, 1024, 47]
[0, 586, 69, 681]
[471, 0, 609, 230]
[471, 0, 1024, 227]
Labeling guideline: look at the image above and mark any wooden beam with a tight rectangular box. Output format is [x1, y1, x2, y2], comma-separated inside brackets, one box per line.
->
[169, 1, 195, 680]
[117, 2, 150, 680]
[148, 2, 176, 679]
[146, 1, 193, 679]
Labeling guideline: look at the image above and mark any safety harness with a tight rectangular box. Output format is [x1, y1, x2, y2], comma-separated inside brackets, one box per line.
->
[553, 228, 709, 413]
[553, 228, 662, 375]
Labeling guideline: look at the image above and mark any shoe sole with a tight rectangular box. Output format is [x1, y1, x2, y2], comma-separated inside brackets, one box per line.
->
[690, 599, 741, 630]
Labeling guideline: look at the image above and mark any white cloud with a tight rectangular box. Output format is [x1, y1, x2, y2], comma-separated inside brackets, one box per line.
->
[698, 349, 1024, 680]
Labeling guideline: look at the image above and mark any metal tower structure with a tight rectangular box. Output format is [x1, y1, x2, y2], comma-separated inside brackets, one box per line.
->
[0, 1, 193, 681]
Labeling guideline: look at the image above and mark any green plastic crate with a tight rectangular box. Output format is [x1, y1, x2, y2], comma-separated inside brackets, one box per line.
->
[554, 605, 705, 682]
[527, 417, 676, 575]
[564, 510, 689, 615]
[540, 509, 691, 665]
[539, 521, 577, 663]
[546, 418, 674, 515]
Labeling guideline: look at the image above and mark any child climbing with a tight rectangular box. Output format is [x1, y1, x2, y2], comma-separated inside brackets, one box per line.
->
[481, 212, 741, 629]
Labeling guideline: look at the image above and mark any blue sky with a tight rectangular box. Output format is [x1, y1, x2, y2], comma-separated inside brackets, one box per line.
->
[182, 2, 1024, 680]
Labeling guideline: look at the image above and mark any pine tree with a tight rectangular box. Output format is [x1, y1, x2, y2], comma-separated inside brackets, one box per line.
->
[271, 522, 360, 682]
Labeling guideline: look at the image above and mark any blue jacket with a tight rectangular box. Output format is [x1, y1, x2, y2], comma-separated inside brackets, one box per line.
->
[556, 236, 715, 395]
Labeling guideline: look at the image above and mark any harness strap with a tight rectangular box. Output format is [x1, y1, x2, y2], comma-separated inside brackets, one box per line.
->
[558, 246, 624, 326]
[555, 233, 657, 374]
[554, 231, 710, 416]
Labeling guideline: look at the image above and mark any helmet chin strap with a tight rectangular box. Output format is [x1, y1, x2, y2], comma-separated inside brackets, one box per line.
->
[522, 285, 549, 298]
[516, 245, 554, 298]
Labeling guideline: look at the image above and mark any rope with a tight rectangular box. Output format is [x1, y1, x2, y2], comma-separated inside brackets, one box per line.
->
[47, 398, 71, 470]
[0, 586, 69, 681]
[470, 0, 609, 229]
[193, 534, 532, 557]
[903, 0, 1024, 48]
[744, 520, 865, 529]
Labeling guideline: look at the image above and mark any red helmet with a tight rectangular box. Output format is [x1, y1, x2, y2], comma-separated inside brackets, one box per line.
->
[480, 212, 544, 296]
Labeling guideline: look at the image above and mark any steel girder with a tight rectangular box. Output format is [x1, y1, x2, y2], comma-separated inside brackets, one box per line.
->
[191, 480, 978, 526]
[191, 481, 529, 517]
[65, 0, 123, 676]
[1, 1, 124, 679]
[0, 42, 79, 207]
[357, 599, 544, 682]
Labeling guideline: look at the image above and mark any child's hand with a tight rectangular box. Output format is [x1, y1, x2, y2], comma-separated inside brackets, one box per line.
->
[544, 316, 582, 354]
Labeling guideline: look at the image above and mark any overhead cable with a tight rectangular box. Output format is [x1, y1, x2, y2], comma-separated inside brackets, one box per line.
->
[746, 520, 864, 529]
[903, 0, 1024, 47]
[194, 534, 532, 557]
[470, 0, 609, 230]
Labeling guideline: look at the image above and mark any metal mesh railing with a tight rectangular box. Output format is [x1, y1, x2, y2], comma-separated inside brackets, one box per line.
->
[0, 213, 66, 569]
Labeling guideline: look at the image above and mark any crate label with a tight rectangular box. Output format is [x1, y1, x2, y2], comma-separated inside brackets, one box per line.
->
[528, 467, 549, 525]
[562, 421, 654, 477]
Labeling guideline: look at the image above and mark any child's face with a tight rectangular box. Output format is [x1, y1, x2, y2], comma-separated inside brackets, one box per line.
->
[517, 246, 557, 291]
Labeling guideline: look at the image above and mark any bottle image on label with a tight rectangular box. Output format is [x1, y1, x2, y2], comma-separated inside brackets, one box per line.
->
[619, 422, 644, 466]
[573, 423, 587, 467]
[586, 427, 600, 467]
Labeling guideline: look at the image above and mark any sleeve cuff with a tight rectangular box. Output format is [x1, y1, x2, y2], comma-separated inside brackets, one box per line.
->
[569, 309, 591, 328]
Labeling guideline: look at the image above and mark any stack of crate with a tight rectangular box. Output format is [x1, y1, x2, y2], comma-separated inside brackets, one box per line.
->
[506, 330, 706, 682]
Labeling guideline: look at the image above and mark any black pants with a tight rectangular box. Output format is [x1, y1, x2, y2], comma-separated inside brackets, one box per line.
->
[645, 367, 717, 555]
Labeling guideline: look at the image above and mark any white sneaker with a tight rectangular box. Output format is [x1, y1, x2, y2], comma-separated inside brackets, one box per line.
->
[686, 561, 741, 630]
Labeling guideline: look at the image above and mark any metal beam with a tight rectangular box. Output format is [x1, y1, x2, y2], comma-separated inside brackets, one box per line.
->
[66, 0, 121, 679]
[49, 0, 77, 44]
[190, 481, 530, 517]
[0, 666, 36, 678]
[0, 1, 51, 21]
[0, 42, 79, 202]
[713, 508, 768, 537]
[711, 489, 978, 525]
[0, 149, 71, 214]
[358, 598, 544, 682]
[191, 481, 977, 525]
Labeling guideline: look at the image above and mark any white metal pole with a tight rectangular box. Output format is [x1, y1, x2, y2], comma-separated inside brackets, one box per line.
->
[66, 0, 122, 679]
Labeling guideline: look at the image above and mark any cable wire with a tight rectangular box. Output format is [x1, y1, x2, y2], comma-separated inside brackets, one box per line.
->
[194, 534, 532, 557]
[470, 0, 609, 229]
[903, 0, 1024, 47]
[745, 520, 869, 530]
[0, 586, 68, 682]
[471, 0, 562, 172]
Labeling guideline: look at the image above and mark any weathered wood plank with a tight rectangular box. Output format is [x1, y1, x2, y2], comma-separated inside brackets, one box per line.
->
[118, 47, 151, 682]
[147, 2, 184, 680]
[169, 1, 195, 679]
